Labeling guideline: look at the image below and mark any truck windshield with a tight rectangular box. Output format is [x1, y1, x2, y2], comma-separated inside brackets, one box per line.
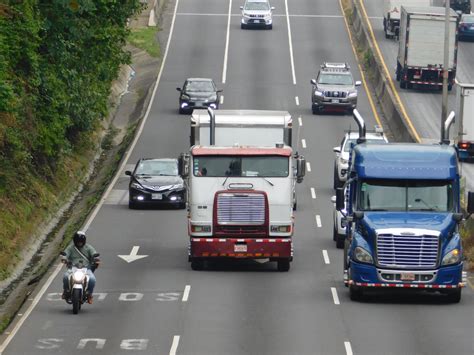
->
[358, 179, 454, 212]
[193, 156, 289, 177]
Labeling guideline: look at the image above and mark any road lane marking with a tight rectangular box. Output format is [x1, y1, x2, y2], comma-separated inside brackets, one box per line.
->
[306, 162, 311, 172]
[322, 250, 330, 264]
[220, 95, 224, 105]
[331, 287, 340, 305]
[295, 96, 299, 106]
[169, 335, 180, 355]
[311, 187, 316, 199]
[222, 0, 232, 84]
[302, 139, 307, 148]
[358, 0, 421, 142]
[285, 0, 297, 85]
[298, 116, 302, 126]
[182, 285, 191, 302]
[315, 215, 322, 227]
[345, 341, 353, 355]
[0, 0, 182, 352]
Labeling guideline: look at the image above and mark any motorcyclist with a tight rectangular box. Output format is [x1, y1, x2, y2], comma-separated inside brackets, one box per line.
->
[61, 231, 100, 304]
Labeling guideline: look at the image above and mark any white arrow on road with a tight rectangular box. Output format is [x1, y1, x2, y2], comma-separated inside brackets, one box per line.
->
[118, 246, 148, 263]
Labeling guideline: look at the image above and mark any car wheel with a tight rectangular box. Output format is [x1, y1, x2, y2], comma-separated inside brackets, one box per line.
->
[312, 106, 319, 115]
[333, 223, 337, 241]
[179, 107, 185, 114]
[267, 24, 273, 30]
[128, 200, 137, 209]
[336, 234, 344, 249]
[241, 23, 246, 29]
[400, 79, 407, 89]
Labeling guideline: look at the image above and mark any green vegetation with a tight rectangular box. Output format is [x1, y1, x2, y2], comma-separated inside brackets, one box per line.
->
[0, 0, 144, 280]
[128, 27, 161, 57]
[461, 218, 474, 270]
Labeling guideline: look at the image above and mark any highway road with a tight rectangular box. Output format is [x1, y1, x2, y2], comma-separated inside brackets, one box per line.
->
[362, 0, 474, 190]
[0, 0, 473, 354]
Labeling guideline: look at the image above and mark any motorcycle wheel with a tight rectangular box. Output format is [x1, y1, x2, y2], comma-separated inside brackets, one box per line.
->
[72, 289, 82, 314]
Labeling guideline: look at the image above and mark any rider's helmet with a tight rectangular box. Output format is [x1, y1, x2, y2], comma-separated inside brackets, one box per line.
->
[73, 231, 87, 248]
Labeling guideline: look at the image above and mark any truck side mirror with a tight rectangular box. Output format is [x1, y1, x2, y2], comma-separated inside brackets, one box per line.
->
[296, 155, 306, 183]
[467, 191, 474, 215]
[178, 153, 190, 178]
[310, 79, 317, 85]
[335, 188, 345, 211]
[333, 146, 341, 154]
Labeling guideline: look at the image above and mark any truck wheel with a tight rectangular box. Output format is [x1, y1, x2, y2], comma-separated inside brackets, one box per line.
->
[333, 165, 339, 190]
[349, 284, 364, 301]
[277, 260, 290, 272]
[446, 289, 461, 303]
[336, 234, 344, 249]
[191, 259, 205, 271]
[333, 224, 337, 241]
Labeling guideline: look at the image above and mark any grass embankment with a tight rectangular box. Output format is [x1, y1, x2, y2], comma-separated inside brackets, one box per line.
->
[128, 27, 161, 57]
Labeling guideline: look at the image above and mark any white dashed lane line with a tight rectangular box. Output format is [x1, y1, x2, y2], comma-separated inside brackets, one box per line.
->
[298, 116, 302, 126]
[220, 95, 224, 105]
[315, 215, 322, 228]
[345, 341, 354, 355]
[182, 285, 190, 302]
[302, 139, 306, 148]
[295, 96, 299, 106]
[306, 162, 311, 172]
[331, 287, 340, 305]
[322, 250, 330, 264]
[310, 187, 316, 199]
[169, 335, 180, 355]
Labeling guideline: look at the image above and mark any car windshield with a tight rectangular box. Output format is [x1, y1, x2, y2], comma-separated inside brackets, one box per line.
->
[193, 155, 289, 177]
[461, 15, 474, 23]
[136, 160, 178, 176]
[185, 81, 215, 92]
[343, 138, 385, 152]
[245, 1, 270, 10]
[358, 179, 454, 212]
[318, 73, 353, 85]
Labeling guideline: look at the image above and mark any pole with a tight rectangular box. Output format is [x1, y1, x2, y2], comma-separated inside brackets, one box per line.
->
[441, 0, 450, 142]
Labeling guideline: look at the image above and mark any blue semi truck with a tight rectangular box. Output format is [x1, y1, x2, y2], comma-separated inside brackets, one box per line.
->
[336, 110, 474, 302]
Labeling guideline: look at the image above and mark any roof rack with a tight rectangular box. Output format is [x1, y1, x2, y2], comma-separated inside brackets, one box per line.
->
[321, 62, 350, 70]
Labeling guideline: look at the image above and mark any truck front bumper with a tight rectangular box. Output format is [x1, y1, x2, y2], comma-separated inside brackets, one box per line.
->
[189, 238, 293, 260]
[345, 261, 466, 289]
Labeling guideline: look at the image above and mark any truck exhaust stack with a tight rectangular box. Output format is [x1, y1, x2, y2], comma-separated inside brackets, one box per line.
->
[352, 109, 366, 143]
[207, 107, 215, 145]
[442, 111, 456, 145]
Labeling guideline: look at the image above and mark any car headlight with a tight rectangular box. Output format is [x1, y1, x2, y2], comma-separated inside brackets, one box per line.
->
[131, 182, 145, 190]
[354, 246, 373, 264]
[181, 94, 190, 100]
[171, 183, 184, 190]
[348, 91, 358, 98]
[314, 90, 324, 96]
[441, 249, 461, 266]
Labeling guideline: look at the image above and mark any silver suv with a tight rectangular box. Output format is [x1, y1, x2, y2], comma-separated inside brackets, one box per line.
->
[333, 127, 387, 189]
[310, 63, 361, 114]
[240, 0, 274, 29]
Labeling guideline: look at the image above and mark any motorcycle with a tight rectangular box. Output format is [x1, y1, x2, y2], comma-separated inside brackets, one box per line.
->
[60, 251, 100, 314]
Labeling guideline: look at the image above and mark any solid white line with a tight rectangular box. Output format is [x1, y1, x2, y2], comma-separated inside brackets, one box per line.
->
[331, 287, 340, 305]
[0, 0, 183, 352]
[344, 341, 353, 355]
[322, 250, 330, 264]
[169, 335, 180, 355]
[298, 116, 302, 126]
[310, 187, 316, 199]
[220, 95, 224, 105]
[222, 0, 232, 83]
[315, 215, 322, 228]
[306, 162, 311, 172]
[182, 285, 191, 302]
[285, 0, 297, 85]
[302, 139, 306, 148]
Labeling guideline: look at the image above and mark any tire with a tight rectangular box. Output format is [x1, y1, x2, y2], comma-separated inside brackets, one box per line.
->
[191, 259, 204, 271]
[446, 289, 461, 303]
[343, 239, 349, 271]
[72, 288, 82, 314]
[128, 200, 136, 209]
[277, 260, 290, 272]
[333, 165, 338, 190]
[178, 202, 186, 210]
[336, 234, 344, 249]
[312, 105, 319, 115]
[267, 24, 273, 30]
[396, 67, 401, 81]
[448, 84, 453, 91]
[333, 224, 337, 241]
[349, 284, 363, 301]
[400, 79, 407, 89]
[241, 23, 246, 29]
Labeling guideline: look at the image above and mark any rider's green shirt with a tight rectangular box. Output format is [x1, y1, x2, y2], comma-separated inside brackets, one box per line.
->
[64, 243, 97, 268]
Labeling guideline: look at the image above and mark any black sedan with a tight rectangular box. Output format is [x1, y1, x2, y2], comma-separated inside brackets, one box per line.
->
[176, 78, 222, 114]
[125, 158, 186, 209]
[459, 14, 474, 41]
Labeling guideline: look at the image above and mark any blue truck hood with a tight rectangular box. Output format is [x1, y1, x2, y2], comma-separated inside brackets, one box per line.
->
[363, 212, 454, 234]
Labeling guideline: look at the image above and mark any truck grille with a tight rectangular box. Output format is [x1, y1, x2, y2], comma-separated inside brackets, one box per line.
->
[217, 193, 265, 225]
[376, 232, 439, 268]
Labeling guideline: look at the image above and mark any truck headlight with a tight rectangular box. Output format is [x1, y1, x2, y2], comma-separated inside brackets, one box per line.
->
[354, 246, 373, 264]
[441, 249, 461, 266]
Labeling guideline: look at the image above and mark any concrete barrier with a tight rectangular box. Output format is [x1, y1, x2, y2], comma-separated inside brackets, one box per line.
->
[348, 0, 416, 143]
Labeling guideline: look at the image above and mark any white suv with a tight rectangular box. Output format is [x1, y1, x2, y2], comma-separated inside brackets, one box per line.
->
[240, 0, 274, 30]
[333, 127, 387, 189]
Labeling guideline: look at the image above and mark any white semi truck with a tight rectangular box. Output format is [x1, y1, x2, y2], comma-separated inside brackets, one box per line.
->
[383, 0, 433, 39]
[180, 109, 305, 271]
[452, 82, 474, 161]
[396, 6, 458, 90]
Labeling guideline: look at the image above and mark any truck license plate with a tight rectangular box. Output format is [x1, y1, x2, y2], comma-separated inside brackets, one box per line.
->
[332, 99, 340, 103]
[234, 244, 247, 252]
[151, 193, 163, 200]
[400, 273, 415, 281]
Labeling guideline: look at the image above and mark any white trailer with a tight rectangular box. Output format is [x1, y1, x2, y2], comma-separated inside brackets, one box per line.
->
[453, 83, 474, 161]
[190, 109, 292, 147]
[383, 0, 433, 39]
[396, 6, 458, 90]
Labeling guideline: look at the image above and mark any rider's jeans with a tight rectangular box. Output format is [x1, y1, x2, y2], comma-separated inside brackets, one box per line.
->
[63, 269, 96, 294]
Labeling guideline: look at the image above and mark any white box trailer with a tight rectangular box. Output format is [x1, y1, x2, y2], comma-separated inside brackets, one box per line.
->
[383, 0, 433, 39]
[396, 6, 458, 90]
[190, 109, 292, 147]
[453, 83, 474, 161]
